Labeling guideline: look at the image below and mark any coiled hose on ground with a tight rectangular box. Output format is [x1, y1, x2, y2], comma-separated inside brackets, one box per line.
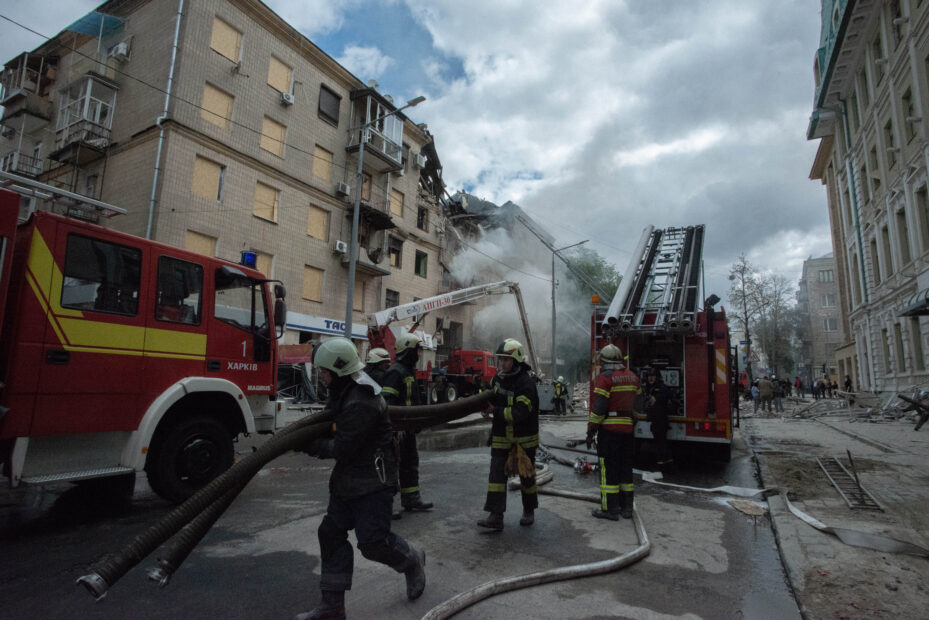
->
[77, 391, 493, 600]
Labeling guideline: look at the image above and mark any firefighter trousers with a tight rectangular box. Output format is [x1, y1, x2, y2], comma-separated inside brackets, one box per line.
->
[397, 431, 423, 505]
[317, 488, 416, 592]
[483, 446, 537, 514]
[597, 431, 634, 514]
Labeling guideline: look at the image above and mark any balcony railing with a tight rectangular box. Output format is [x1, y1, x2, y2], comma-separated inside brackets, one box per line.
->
[0, 151, 43, 177]
[347, 126, 403, 171]
[55, 120, 110, 152]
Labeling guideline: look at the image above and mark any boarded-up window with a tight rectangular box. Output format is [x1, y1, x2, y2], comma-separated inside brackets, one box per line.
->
[192, 156, 224, 200]
[267, 56, 292, 93]
[253, 181, 279, 222]
[318, 84, 340, 125]
[201, 83, 233, 129]
[361, 172, 372, 202]
[185, 230, 217, 257]
[260, 116, 286, 157]
[302, 265, 323, 301]
[254, 251, 272, 278]
[307, 205, 329, 241]
[210, 17, 241, 63]
[353, 279, 364, 311]
[390, 188, 403, 217]
[312, 145, 333, 180]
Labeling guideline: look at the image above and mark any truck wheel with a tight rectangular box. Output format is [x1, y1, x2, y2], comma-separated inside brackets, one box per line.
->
[445, 384, 458, 402]
[145, 416, 234, 504]
[430, 385, 444, 403]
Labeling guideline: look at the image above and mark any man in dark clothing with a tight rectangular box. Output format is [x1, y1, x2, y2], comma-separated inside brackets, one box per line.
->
[644, 369, 673, 472]
[296, 337, 425, 620]
[477, 338, 540, 530]
[844, 374, 852, 392]
[364, 347, 391, 385]
[588, 343, 641, 520]
[381, 333, 433, 514]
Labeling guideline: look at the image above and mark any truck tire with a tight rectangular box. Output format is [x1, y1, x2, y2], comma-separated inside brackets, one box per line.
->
[445, 384, 458, 402]
[145, 415, 234, 504]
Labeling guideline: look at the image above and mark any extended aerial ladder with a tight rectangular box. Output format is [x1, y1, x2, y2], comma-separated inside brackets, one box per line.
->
[603, 225, 705, 334]
[367, 280, 538, 371]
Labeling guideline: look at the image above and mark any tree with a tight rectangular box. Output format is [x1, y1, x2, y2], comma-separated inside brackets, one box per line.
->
[728, 254, 760, 382]
[562, 246, 621, 301]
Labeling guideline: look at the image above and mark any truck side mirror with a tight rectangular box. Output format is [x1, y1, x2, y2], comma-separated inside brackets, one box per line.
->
[275, 283, 286, 299]
[274, 299, 286, 339]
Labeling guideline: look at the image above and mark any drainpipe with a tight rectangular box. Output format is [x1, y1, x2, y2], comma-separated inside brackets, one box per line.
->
[146, 0, 184, 240]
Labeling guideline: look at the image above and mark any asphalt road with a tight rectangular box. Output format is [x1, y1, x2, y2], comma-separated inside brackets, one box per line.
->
[0, 416, 801, 619]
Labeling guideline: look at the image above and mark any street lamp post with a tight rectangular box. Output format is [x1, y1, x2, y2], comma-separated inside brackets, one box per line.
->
[551, 240, 588, 379]
[343, 95, 425, 339]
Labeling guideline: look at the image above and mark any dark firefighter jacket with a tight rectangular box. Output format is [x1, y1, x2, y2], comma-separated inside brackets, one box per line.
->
[315, 379, 397, 498]
[364, 363, 387, 386]
[382, 361, 422, 407]
[589, 368, 641, 434]
[489, 364, 539, 451]
[644, 380, 673, 425]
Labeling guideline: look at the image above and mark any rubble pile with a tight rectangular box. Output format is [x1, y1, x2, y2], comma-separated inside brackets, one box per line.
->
[783, 386, 929, 426]
[571, 382, 589, 412]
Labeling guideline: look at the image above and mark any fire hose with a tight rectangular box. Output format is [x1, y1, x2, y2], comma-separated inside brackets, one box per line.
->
[77, 391, 493, 600]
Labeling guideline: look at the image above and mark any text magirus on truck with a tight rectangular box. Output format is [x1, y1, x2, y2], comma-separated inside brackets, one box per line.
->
[0, 171, 290, 503]
[590, 225, 738, 463]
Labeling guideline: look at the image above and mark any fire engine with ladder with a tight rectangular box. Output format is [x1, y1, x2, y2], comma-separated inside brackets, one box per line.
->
[366, 280, 538, 402]
[591, 225, 738, 461]
[0, 171, 292, 503]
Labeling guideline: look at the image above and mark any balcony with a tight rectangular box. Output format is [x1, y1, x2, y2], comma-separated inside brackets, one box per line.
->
[0, 151, 44, 177]
[1, 53, 57, 122]
[50, 120, 110, 165]
[346, 90, 405, 172]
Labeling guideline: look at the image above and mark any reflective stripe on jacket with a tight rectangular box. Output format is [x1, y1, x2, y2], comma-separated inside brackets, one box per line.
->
[588, 368, 641, 434]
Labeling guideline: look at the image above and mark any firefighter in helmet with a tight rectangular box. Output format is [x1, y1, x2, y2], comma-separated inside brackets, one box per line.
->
[552, 375, 568, 415]
[296, 337, 425, 619]
[364, 348, 391, 385]
[477, 338, 540, 530]
[587, 343, 640, 520]
[644, 368, 674, 472]
[381, 333, 434, 515]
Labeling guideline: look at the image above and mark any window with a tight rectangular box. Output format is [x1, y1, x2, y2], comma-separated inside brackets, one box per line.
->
[882, 327, 892, 373]
[267, 56, 292, 94]
[385, 288, 399, 308]
[390, 188, 404, 217]
[61, 234, 141, 315]
[860, 165, 870, 201]
[903, 88, 918, 142]
[858, 69, 870, 109]
[302, 265, 323, 302]
[890, 0, 903, 48]
[821, 293, 837, 307]
[848, 92, 860, 135]
[192, 156, 224, 200]
[254, 250, 273, 277]
[307, 205, 329, 241]
[918, 186, 929, 252]
[818, 269, 834, 282]
[260, 116, 286, 157]
[823, 318, 838, 332]
[156, 256, 202, 325]
[361, 172, 372, 202]
[253, 181, 279, 222]
[911, 318, 926, 370]
[868, 146, 881, 192]
[215, 267, 268, 334]
[85, 174, 97, 197]
[185, 230, 217, 257]
[312, 145, 333, 181]
[881, 225, 894, 276]
[417, 206, 429, 232]
[353, 279, 364, 312]
[318, 84, 340, 126]
[894, 323, 906, 372]
[56, 76, 116, 137]
[852, 252, 863, 305]
[872, 31, 885, 81]
[897, 209, 912, 265]
[414, 250, 427, 278]
[210, 17, 241, 63]
[201, 83, 233, 129]
[884, 119, 896, 168]
[870, 238, 882, 285]
[388, 236, 403, 267]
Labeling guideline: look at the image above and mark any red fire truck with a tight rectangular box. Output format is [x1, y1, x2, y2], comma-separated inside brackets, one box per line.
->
[591, 225, 738, 461]
[0, 172, 288, 502]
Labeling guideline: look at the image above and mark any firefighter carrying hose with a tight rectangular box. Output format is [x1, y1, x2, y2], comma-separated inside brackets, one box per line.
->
[381, 333, 434, 516]
[296, 338, 426, 620]
[477, 338, 540, 530]
[552, 376, 568, 415]
[587, 344, 640, 520]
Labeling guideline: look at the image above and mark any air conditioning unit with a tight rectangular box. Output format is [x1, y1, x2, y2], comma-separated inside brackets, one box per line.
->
[281, 91, 295, 105]
[108, 41, 130, 62]
[335, 181, 351, 196]
[413, 153, 427, 168]
[334, 240, 349, 254]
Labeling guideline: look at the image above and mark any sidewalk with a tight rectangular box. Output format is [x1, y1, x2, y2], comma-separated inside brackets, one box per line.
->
[743, 403, 929, 618]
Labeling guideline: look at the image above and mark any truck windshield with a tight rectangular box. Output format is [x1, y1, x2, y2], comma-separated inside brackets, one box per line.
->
[214, 268, 268, 333]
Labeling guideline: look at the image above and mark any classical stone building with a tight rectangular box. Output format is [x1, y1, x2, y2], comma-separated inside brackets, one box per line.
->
[796, 253, 847, 386]
[809, 0, 929, 392]
[0, 0, 446, 357]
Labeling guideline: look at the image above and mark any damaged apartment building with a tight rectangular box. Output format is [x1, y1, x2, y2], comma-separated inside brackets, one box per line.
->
[0, 0, 448, 359]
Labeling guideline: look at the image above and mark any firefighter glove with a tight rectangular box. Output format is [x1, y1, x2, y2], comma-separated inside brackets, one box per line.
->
[585, 428, 597, 450]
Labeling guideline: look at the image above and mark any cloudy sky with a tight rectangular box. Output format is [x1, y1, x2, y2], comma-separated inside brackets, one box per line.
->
[0, 0, 829, 308]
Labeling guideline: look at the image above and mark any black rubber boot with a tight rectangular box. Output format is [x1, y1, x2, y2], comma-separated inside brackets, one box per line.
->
[404, 546, 426, 601]
[477, 512, 504, 530]
[591, 508, 620, 521]
[519, 509, 534, 526]
[620, 491, 634, 519]
[295, 590, 346, 620]
[402, 494, 434, 512]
